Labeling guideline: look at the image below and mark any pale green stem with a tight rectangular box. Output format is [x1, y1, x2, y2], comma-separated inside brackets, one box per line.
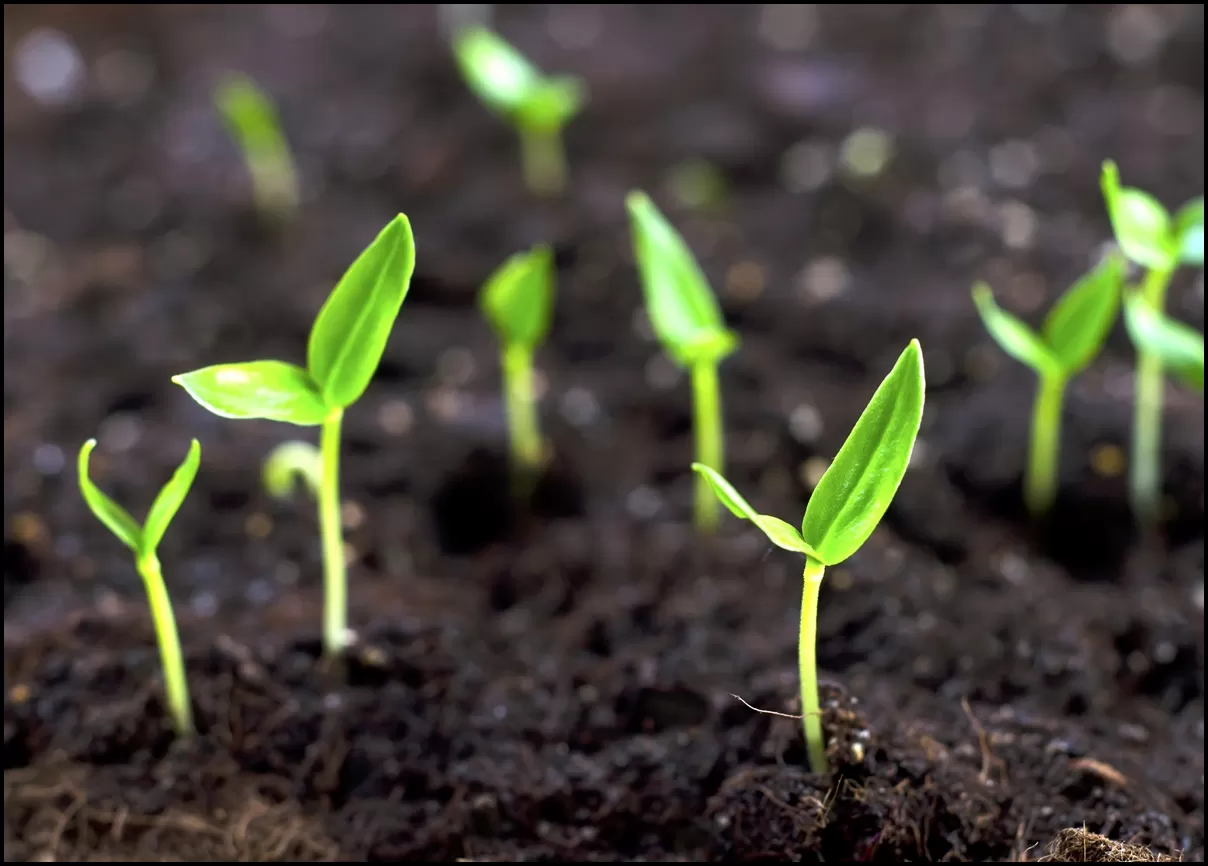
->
[503, 344, 544, 492]
[136, 552, 193, 737]
[691, 361, 723, 533]
[800, 557, 828, 774]
[320, 409, 347, 658]
[520, 128, 567, 198]
[249, 152, 299, 224]
[1130, 264, 1175, 527]
[1025, 373, 1066, 517]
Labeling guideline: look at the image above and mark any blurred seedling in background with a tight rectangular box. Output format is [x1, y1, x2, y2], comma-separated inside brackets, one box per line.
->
[628, 191, 739, 533]
[1123, 292, 1204, 394]
[78, 438, 201, 737]
[215, 74, 300, 226]
[479, 244, 557, 493]
[665, 158, 730, 215]
[453, 26, 586, 197]
[173, 215, 415, 660]
[1100, 161, 1203, 526]
[693, 339, 926, 774]
[972, 254, 1123, 517]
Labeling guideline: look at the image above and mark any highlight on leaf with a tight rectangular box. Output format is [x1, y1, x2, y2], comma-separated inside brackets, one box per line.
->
[172, 361, 328, 426]
[1100, 160, 1173, 270]
[1123, 293, 1205, 393]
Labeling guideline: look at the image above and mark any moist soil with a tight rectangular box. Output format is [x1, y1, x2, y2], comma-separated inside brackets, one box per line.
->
[3, 5, 1205, 862]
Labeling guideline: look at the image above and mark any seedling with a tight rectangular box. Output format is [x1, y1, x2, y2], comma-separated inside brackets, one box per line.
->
[693, 339, 925, 773]
[453, 26, 586, 197]
[1100, 161, 1203, 524]
[1123, 292, 1204, 394]
[479, 245, 556, 485]
[972, 254, 1124, 516]
[173, 215, 415, 658]
[78, 438, 200, 737]
[215, 74, 300, 225]
[627, 191, 739, 533]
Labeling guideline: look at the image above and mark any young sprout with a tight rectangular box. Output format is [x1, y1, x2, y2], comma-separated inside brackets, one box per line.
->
[215, 74, 300, 225]
[627, 190, 739, 533]
[1123, 292, 1204, 394]
[479, 245, 556, 487]
[693, 340, 925, 774]
[1101, 161, 1203, 525]
[972, 254, 1123, 516]
[173, 215, 415, 659]
[453, 26, 586, 197]
[78, 438, 201, 737]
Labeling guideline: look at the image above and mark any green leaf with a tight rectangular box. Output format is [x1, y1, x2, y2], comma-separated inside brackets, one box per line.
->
[78, 439, 143, 553]
[480, 245, 555, 349]
[516, 75, 586, 132]
[627, 191, 739, 368]
[1123, 293, 1204, 393]
[142, 439, 201, 555]
[215, 75, 288, 157]
[172, 360, 329, 426]
[454, 27, 541, 118]
[307, 214, 416, 409]
[1174, 196, 1204, 267]
[691, 463, 818, 555]
[802, 340, 926, 566]
[263, 440, 322, 500]
[1040, 254, 1123, 375]
[1100, 160, 1174, 270]
[972, 283, 1062, 378]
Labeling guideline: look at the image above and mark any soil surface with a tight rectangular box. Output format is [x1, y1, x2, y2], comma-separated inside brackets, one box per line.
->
[4, 5, 1205, 862]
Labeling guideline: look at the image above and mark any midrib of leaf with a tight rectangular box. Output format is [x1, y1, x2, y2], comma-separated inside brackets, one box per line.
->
[323, 238, 405, 401]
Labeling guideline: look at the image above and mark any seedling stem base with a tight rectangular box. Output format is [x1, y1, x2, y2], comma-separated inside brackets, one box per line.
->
[320, 408, 347, 658]
[1131, 264, 1174, 527]
[521, 129, 567, 198]
[800, 557, 828, 774]
[137, 552, 193, 736]
[691, 361, 723, 533]
[1025, 374, 1066, 516]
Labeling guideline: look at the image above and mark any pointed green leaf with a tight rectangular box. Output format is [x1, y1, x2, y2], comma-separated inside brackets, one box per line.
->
[78, 439, 142, 553]
[142, 439, 201, 555]
[627, 191, 739, 367]
[454, 27, 542, 118]
[307, 214, 416, 409]
[1174, 196, 1204, 266]
[480, 245, 555, 349]
[1123, 293, 1204, 393]
[972, 283, 1062, 378]
[690, 463, 817, 555]
[803, 340, 926, 566]
[215, 75, 289, 160]
[172, 361, 328, 426]
[263, 440, 322, 500]
[1100, 160, 1174, 270]
[1040, 254, 1123, 375]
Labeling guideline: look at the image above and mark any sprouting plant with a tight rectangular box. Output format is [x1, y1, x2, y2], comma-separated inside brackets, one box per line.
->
[693, 339, 925, 774]
[480, 245, 556, 486]
[1123, 292, 1204, 394]
[972, 254, 1124, 516]
[627, 190, 739, 533]
[78, 438, 201, 737]
[453, 26, 586, 197]
[173, 215, 415, 659]
[1100, 161, 1203, 525]
[215, 74, 300, 225]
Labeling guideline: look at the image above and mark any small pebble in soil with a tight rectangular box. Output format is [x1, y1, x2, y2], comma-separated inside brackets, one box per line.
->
[1089, 443, 1126, 478]
[93, 49, 154, 107]
[796, 257, 849, 304]
[245, 512, 273, 539]
[1000, 200, 1038, 250]
[559, 387, 601, 427]
[989, 139, 1039, 190]
[780, 140, 834, 193]
[839, 127, 894, 179]
[97, 413, 143, 453]
[788, 403, 824, 444]
[341, 501, 366, 530]
[189, 592, 218, 618]
[758, 4, 819, 51]
[436, 347, 476, 387]
[377, 399, 414, 435]
[245, 578, 275, 605]
[32, 444, 64, 476]
[799, 456, 830, 490]
[724, 261, 765, 301]
[15, 28, 85, 106]
[644, 355, 682, 391]
[1106, 6, 1170, 67]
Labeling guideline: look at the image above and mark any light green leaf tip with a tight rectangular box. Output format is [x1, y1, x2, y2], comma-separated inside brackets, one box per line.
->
[78, 439, 143, 553]
[690, 462, 817, 556]
[1100, 159, 1174, 270]
[480, 245, 555, 349]
[142, 439, 201, 555]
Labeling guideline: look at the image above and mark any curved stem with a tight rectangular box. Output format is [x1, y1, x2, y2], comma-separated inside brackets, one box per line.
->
[800, 557, 828, 774]
[503, 343, 543, 481]
[691, 361, 723, 533]
[520, 128, 567, 198]
[137, 552, 193, 737]
[319, 408, 347, 658]
[1130, 264, 1174, 528]
[1025, 373, 1066, 516]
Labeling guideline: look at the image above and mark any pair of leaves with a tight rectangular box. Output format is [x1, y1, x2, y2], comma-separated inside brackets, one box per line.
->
[480, 245, 555, 349]
[1123, 295, 1205, 393]
[79, 439, 201, 559]
[627, 191, 739, 368]
[693, 339, 925, 566]
[174, 215, 416, 426]
[1101, 161, 1204, 270]
[972, 254, 1123, 381]
[453, 27, 586, 134]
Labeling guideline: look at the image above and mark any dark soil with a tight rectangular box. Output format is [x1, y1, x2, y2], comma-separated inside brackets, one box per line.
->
[4, 5, 1204, 862]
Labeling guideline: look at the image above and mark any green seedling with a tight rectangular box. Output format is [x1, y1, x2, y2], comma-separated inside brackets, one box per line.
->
[78, 438, 200, 737]
[479, 245, 556, 485]
[453, 26, 586, 197]
[1101, 161, 1203, 525]
[693, 339, 925, 773]
[216, 74, 300, 225]
[627, 190, 739, 533]
[972, 254, 1124, 516]
[173, 215, 415, 659]
[1123, 292, 1204, 394]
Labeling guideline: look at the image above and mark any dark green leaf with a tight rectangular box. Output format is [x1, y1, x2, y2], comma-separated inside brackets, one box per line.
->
[173, 360, 328, 426]
[972, 283, 1061, 378]
[1041, 254, 1123, 374]
[142, 439, 201, 555]
[1174, 196, 1204, 266]
[691, 463, 817, 555]
[480, 245, 555, 349]
[78, 439, 142, 553]
[307, 214, 416, 409]
[263, 440, 322, 500]
[1124, 293, 1204, 392]
[1100, 160, 1174, 270]
[802, 340, 926, 566]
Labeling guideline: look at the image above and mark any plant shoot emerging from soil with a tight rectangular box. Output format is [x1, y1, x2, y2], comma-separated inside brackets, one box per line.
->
[1123, 292, 1204, 394]
[972, 255, 1124, 516]
[453, 26, 586, 197]
[1101, 161, 1204, 525]
[77, 438, 201, 737]
[693, 339, 925, 773]
[215, 74, 300, 225]
[173, 215, 416, 659]
[479, 245, 556, 487]
[627, 190, 739, 533]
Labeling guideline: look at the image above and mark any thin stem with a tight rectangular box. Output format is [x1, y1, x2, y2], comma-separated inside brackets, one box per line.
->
[691, 361, 723, 533]
[520, 128, 567, 198]
[800, 557, 828, 774]
[1024, 373, 1066, 516]
[503, 343, 543, 479]
[319, 408, 347, 658]
[137, 552, 193, 737]
[1130, 264, 1175, 527]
